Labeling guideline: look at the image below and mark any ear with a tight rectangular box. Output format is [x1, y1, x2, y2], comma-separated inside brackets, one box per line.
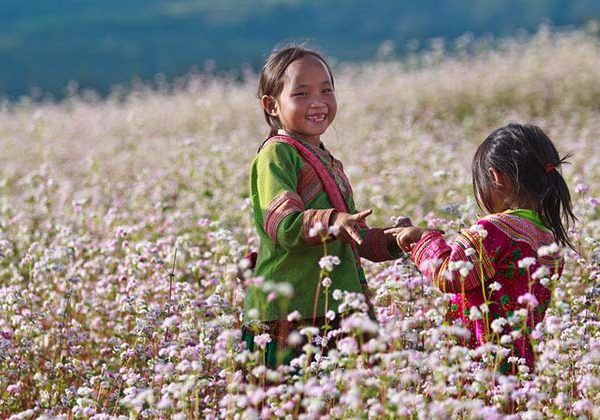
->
[488, 167, 505, 188]
[261, 95, 278, 117]
[488, 167, 514, 195]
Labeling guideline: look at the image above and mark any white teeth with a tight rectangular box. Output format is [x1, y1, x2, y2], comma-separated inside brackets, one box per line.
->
[307, 114, 326, 122]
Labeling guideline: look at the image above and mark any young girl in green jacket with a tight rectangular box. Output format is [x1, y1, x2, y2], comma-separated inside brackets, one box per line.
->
[243, 45, 401, 367]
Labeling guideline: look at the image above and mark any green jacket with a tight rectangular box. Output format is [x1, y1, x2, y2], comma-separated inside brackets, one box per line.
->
[244, 136, 399, 322]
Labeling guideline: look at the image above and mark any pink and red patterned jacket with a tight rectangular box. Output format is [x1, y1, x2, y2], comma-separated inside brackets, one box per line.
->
[410, 210, 563, 371]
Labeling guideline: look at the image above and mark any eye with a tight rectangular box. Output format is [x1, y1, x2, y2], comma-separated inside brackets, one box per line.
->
[322, 88, 334, 93]
[291, 92, 307, 97]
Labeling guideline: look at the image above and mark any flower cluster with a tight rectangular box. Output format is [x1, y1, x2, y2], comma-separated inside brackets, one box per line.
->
[0, 27, 598, 418]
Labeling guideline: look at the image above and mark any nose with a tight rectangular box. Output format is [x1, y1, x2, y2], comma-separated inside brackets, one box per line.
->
[309, 96, 326, 108]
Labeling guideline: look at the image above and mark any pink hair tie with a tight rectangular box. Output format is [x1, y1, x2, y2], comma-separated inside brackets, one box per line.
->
[544, 163, 555, 173]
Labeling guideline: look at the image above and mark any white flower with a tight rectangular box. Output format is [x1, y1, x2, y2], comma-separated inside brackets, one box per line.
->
[508, 309, 527, 325]
[326, 310, 336, 321]
[157, 396, 173, 410]
[299, 327, 319, 336]
[238, 257, 251, 270]
[419, 258, 442, 272]
[465, 247, 476, 256]
[470, 223, 488, 238]
[537, 242, 560, 256]
[449, 260, 473, 277]
[328, 225, 340, 236]
[459, 265, 472, 277]
[287, 310, 301, 322]
[77, 386, 94, 397]
[491, 318, 507, 333]
[319, 256, 341, 272]
[468, 306, 482, 320]
[287, 331, 303, 346]
[254, 333, 272, 349]
[161, 316, 179, 329]
[532, 265, 550, 280]
[308, 222, 324, 238]
[540, 277, 551, 287]
[332, 289, 343, 301]
[500, 334, 513, 345]
[489, 281, 502, 291]
[322, 277, 332, 288]
[518, 257, 537, 269]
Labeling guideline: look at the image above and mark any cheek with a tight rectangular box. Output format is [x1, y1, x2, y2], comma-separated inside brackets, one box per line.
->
[279, 101, 299, 119]
[327, 97, 338, 116]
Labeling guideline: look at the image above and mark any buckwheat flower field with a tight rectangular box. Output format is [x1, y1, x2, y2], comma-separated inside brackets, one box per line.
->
[0, 29, 599, 419]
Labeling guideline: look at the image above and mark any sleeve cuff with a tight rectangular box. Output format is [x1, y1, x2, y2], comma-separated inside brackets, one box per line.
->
[358, 228, 399, 262]
[410, 230, 444, 266]
[302, 208, 336, 245]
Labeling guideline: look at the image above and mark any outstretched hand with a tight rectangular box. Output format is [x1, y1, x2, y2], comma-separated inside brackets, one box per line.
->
[384, 226, 443, 252]
[331, 209, 372, 245]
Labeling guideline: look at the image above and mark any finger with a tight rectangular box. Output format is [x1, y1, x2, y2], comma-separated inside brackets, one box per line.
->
[384, 227, 404, 235]
[398, 233, 413, 248]
[350, 209, 373, 221]
[396, 236, 411, 252]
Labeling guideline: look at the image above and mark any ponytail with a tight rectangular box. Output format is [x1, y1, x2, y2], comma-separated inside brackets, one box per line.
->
[539, 153, 577, 249]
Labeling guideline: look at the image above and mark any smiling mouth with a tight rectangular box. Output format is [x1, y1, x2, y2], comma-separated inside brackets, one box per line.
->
[306, 114, 327, 122]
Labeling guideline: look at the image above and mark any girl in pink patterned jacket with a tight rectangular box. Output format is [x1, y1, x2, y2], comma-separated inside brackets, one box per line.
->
[387, 123, 576, 373]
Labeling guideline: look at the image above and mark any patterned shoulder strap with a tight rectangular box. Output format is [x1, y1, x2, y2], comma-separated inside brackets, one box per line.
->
[264, 135, 348, 213]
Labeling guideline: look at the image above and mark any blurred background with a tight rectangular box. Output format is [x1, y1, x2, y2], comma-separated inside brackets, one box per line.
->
[1, 0, 600, 101]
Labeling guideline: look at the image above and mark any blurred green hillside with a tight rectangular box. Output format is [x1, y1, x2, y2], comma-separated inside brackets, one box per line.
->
[1, 0, 599, 100]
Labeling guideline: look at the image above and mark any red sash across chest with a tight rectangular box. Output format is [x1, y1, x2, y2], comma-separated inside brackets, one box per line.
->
[264, 135, 349, 213]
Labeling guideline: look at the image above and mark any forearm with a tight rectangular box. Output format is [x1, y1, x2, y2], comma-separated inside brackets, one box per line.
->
[272, 208, 337, 250]
[410, 231, 480, 293]
[358, 228, 402, 262]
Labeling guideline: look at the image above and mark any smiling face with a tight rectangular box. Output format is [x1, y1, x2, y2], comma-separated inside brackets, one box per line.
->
[262, 55, 337, 146]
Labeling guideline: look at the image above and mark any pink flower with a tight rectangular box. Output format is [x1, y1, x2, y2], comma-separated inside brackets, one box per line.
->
[337, 336, 359, 355]
[254, 334, 271, 349]
[518, 292, 539, 308]
[7, 383, 21, 394]
[575, 183, 590, 194]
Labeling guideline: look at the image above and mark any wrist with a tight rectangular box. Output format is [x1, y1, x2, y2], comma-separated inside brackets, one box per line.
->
[326, 209, 339, 238]
[413, 229, 443, 249]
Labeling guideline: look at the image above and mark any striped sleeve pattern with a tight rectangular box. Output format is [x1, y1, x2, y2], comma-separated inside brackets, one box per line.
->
[358, 228, 396, 262]
[411, 227, 495, 293]
[264, 191, 304, 244]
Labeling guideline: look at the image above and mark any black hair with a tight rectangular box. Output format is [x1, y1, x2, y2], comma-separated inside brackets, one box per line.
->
[472, 122, 577, 249]
[257, 45, 334, 137]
